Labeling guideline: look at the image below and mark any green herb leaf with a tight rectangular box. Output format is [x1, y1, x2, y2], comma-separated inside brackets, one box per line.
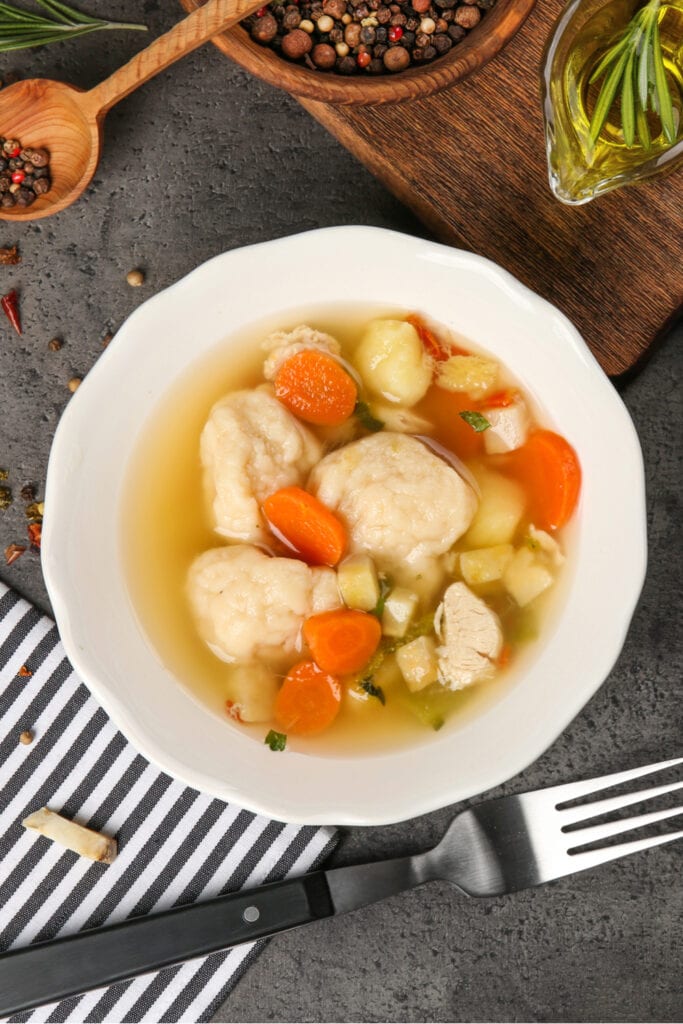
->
[588, 0, 678, 151]
[360, 678, 386, 705]
[372, 574, 393, 618]
[354, 400, 384, 433]
[652, 15, 676, 143]
[459, 410, 491, 433]
[621, 49, 637, 147]
[264, 729, 287, 752]
[590, 47, 630, 144]
[0, 0, 146, 52]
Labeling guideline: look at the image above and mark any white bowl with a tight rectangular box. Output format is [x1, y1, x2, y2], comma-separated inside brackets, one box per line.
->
[42, 227, 646, 825]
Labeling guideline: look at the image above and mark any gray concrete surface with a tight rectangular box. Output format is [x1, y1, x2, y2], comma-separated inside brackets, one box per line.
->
[0, 2, 681, 1021]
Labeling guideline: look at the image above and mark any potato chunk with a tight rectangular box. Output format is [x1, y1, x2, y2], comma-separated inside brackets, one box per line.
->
[354, 319, 432, 406]
[463, 468, 526, 548]
[225, 664, 279, 723]
[503, 547, 554, 607]
[382, 587, 419, 638]
[337, 553, 381, 612]
[396, 635, 439, 692]
[436, 355, 498, 399]
[460, 544, 515, 585]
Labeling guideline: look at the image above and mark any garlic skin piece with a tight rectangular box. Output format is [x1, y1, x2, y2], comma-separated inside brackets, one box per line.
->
[22, 807, 117, 864]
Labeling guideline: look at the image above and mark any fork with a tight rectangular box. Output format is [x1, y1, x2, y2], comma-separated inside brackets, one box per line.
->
[1, 756, 681, 1017]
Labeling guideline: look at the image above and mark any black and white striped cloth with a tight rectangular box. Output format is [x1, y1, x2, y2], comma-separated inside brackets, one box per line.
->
[0, 583, 337, 1023]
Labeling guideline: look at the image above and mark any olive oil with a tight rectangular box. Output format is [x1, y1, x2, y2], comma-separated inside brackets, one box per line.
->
[543, 0, 683, 204]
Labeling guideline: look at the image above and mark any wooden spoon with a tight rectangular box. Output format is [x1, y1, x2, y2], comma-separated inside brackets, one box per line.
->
[0, 0, 262, 222]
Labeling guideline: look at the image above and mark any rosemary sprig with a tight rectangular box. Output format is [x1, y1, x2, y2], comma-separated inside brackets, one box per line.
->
[588, 0, 678, 149]
[0, 0, 146, 52]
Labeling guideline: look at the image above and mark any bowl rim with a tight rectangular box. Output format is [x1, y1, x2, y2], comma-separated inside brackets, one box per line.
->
[42, 226, 647, 825]
[177, 0, 536, 105]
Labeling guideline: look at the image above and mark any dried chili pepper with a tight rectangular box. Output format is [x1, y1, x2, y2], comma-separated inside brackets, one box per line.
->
[4, 543, 25, 565]
[27, 522, 41, 550]
[0, 245, 20, 265]
[1, 289, 21, 335]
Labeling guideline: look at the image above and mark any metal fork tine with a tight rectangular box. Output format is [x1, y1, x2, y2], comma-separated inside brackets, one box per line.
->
[565, 803, 683, 848]
[547, 756, 683, 806]
[566, 827, 683, 873]
[560, 779, 683, 827]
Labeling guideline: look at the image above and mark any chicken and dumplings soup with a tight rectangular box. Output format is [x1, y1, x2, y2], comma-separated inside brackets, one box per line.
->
[122, 309, 581, 755]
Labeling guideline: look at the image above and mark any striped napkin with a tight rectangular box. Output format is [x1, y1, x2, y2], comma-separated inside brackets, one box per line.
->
[0, 583, 336, 1023]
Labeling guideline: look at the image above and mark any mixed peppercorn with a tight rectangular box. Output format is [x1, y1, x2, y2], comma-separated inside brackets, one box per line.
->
[244, 0, 495, 75]
[0, 137, 51, 209]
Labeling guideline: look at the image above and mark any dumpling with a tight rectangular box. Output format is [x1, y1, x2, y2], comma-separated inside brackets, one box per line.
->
[187, 544, 341, 664]
[262, 325, 341, 381]
[309, 432, 478, 568]
[200, 388, 322, 544]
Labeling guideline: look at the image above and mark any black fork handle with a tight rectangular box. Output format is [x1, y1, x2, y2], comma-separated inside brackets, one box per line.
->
[0, 856, 423, 1018]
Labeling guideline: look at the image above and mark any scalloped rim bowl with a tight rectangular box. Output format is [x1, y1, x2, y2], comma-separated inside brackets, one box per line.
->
[42, 227, 646, 825]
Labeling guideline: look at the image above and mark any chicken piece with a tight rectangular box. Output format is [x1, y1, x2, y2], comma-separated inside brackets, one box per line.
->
[435, 581, 503, 690]
[187, 545, 341, 664]
[309, 432, 477, 568]
[482, 396, 530, 454]
[200, 389, 322, 544]
[262, 325, 341, 381]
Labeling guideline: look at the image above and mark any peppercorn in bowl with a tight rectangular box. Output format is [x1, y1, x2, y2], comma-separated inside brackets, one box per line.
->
[178, 0, 533, 103]
[42, 227, 646, 824]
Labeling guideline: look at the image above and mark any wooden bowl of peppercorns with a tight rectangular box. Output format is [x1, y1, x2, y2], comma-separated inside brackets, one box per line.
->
[179, 0, 533, 105]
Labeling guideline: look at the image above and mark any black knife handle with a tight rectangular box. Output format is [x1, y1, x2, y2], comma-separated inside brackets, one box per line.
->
[0, 871, 333, 1018]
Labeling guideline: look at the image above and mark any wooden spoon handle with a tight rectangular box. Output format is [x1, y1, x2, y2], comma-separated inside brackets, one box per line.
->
[84, 0, 262, 117]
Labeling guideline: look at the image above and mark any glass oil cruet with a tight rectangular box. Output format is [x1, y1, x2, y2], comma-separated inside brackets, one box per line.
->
[541, 0, 683, 204]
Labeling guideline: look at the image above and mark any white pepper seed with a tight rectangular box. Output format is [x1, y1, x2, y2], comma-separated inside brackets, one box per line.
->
[419, 16, 436, 33]
[335, 40, 350, 55]
[19, 730, 33, 745]
[341, 12, 351, 22]
[68, 377, 81, 393]
[126, 268, 145, 287]
[317, 14, 334, 31]
[299, 18, 314, 31]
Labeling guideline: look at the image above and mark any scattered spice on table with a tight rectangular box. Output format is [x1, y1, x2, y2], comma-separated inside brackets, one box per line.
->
[0, 244, 20, 265]
[0, 137, 51, 209]
[27, 521, 41, 550]
[25, 500, 45, 519]
[19, 729, 34, 745]
[48, 337, 62, 351]
[1, 288, 21, 334]
[4, 542, 25, 565]
[244, 0, 495, 75]
[18, 664, 33, 677]
[68, 376, 81, 392]
[126, 268, 145, 287]
[101, 330, 113, 347]
[19, 482, 35, 502]
[0, 484, 12, 510]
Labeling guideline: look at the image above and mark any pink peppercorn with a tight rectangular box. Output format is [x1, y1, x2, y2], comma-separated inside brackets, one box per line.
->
[388, 24, 404, 41]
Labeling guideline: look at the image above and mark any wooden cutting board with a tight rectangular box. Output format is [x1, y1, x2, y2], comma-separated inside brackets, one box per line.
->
[295, 0, 682, 378]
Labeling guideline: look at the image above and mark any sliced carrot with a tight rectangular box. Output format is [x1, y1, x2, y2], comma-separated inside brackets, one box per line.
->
[303, 609, 382, 675]
[415, 384, 484, 459]
[504, 429, 581, 531]
[496, 643, 512, 669]
[483, 388, 519, 409]
[274, 660, 341, 735]
[407, 314, 469, 362]
[274, 350, 357, 426]
[263, 486, 347, 566]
